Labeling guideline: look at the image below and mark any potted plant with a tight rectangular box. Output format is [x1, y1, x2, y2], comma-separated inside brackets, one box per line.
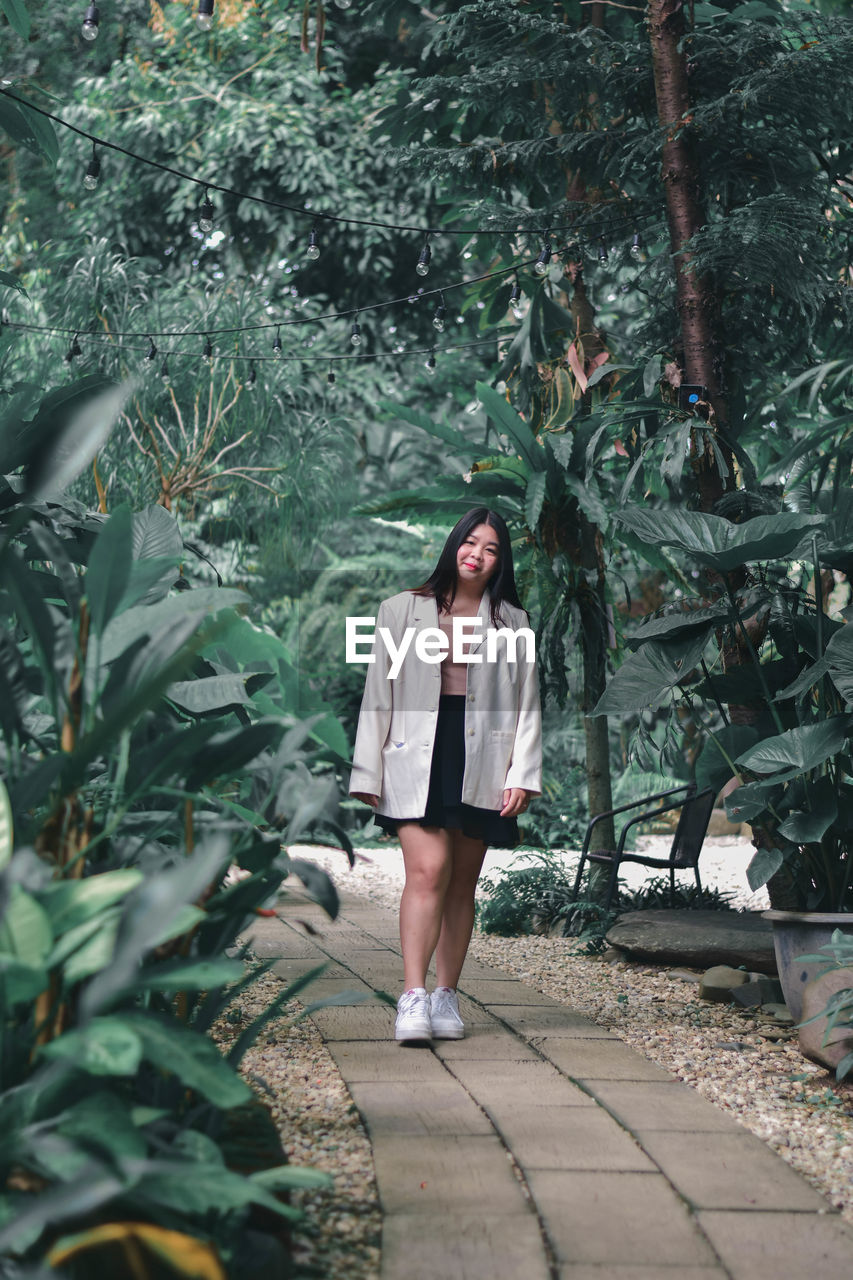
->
[593, 505, 853, 1020]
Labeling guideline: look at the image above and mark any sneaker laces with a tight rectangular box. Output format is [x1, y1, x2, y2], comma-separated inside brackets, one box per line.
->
[398, 988, 428, 1015]
[432, 987, 459, 1017]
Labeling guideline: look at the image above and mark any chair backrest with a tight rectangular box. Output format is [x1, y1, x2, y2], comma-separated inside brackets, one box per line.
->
[668, 787, 716, 868]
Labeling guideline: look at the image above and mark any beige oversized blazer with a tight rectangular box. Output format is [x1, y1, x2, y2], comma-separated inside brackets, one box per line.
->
[348, 589, 542, 819]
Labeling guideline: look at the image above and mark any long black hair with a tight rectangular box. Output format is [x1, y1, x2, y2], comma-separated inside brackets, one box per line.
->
[412, 507, 524, 625]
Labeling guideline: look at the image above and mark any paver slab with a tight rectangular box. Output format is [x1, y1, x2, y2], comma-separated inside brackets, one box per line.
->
[533, 1036, 676, 1082]
[326, 1039, 452, 1082]
[372, 1135, 530, 1216]
[381, 1211, 550, 1280]
[697, 1209, 853, 1279]
[586, 1080, 746, 1133]
[638, 1130, 829, 1211]
[433, 1032, 539, 1060]
[495, 1003, 609, 1036]
[447, 1057, 596, 1108]
[307, 1003, 396, 1040]
[348, 1080, 494, 1137]
[527, 1170, 718, 1267]
[492, 1105, 657, 1173]
[459, 979, 567, 1006]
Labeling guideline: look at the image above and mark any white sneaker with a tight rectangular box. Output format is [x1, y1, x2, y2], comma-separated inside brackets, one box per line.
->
[430, 987, 465, 1040]
[395, 988, 432, 1043]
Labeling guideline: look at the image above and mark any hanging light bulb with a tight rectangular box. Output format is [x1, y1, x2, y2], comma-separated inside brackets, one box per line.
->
[597, 236, 608, 264]
[65, 333, 82, 363]
[81, 4, 100, 41]
[307, 226, 321, 260]
[246, 362, 257, 390]
[83, 146, 100, 190]
[425, 351, 437, 375]
[272, 326, 282, 357]
[202, 335, 213, 365]
[533, 239, 552, 276]
[509, 279, 522, 308]
[327, 363, 336, 386]
[350, 317, 362, 347]
[334, 0, 353, 8]
[196, 0, 215, 31]
[631, 231, 642, 258]
[432, 293, 447, 333]
[416, 237, 431, 277]
[160, 357, 171, 386]
[145, 337, 158, 363]
[198, 190, 215, 235]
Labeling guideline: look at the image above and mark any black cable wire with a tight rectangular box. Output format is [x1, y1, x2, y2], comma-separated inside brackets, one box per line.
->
[50, 332, 519, 364]
[0, 86, 663, 241]
[2, 258, 538, 339]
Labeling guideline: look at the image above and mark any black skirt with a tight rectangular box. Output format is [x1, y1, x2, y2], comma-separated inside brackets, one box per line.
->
[373, 694, 519, 848]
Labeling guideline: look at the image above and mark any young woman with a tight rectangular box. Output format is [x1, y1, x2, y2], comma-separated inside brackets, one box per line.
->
[349, 507, 542, 1043]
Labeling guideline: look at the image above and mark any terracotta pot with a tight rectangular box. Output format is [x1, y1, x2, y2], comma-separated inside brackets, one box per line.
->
[762, 910, 853, 1023]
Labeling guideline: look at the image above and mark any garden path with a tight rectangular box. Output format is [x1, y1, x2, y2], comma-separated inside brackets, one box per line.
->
[250, 892, 853, 1280]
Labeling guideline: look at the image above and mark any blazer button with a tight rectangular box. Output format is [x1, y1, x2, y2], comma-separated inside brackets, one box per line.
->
[467, 729, 475, 736]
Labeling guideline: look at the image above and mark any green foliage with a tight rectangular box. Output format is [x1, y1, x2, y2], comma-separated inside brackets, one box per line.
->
[0, 376, 354, 1276]
[477, 851, 580, 937]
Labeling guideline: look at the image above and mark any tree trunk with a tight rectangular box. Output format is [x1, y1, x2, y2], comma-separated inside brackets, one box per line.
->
[647, 0, 733, 512]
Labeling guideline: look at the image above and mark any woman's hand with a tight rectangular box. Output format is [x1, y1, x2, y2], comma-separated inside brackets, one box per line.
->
[500, 787, 532, 818]
[352, 792, 379, 808]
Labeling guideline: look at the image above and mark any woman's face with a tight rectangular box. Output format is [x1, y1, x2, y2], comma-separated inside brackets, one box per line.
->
[455, 522, 500, 591]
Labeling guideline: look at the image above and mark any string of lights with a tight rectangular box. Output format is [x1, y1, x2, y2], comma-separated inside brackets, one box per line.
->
[0, 85, 657, 248]
[0, 259, 538, 340]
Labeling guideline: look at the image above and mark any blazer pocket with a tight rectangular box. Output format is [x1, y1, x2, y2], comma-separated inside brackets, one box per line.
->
[489, 729, 514, 742]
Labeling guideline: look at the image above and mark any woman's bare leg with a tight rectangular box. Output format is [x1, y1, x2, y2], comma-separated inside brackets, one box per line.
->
[398, 823, 453, 990]
[434, 830, 487, 990]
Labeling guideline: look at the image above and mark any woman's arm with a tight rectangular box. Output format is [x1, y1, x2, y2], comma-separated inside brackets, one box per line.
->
[348, 598, 394, 801]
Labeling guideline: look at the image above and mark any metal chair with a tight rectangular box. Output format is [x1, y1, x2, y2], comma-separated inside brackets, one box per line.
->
[569, 783, 717, 913]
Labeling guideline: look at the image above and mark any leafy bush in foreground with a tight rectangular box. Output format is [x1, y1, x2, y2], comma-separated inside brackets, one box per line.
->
[0, 376, 351, 1278]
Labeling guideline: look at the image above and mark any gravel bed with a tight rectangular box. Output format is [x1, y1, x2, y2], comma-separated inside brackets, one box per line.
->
[301, 841, 853, 1226]
[213, 969, 381, 1279]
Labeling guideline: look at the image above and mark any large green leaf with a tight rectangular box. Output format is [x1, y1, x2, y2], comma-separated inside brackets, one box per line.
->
[40, 1017, 144, 1077]
[166, 674, 251, 714]
[40, 869, 144, 935]
[746, 845, 785, 891]
[0, 1, 30, 39]
[0, 885, 53, 966]
[475, 381, 545, 472]
[778, 794, 838, 845]
[86, 505, 134, 637]
[134, 1162, 299, 1222]
[25, 380, 133, 500]
[695, 725, 760, 794]
[617, 508, 826, 573]
[186, 722, 283, 791]
[736, 717, 850, 775]
[627, 602, 730, 648]
[378, 400, 474, 453]
[99, 588, 247, 665]
[132, 957, 245, 994]
[825, 625, 853, 706]
[593, 628, 714, 716]
[0, 955, 48, 1003]
[122, 1014, 250, 1108]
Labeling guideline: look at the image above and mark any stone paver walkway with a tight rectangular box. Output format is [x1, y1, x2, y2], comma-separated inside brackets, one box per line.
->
[250, 892, 853, 1280]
